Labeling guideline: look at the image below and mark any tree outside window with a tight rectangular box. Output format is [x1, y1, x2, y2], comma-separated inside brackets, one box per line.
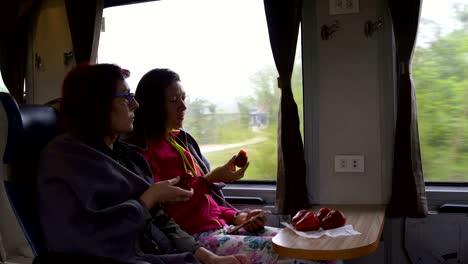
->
[414, 2, 468, 182]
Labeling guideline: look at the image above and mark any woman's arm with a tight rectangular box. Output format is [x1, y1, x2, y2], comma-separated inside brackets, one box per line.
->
[140, 150, 194, 207]
[149, 206, 201, 254]
[219, 206, 238, 224]
[37, 139, 151, 254]
[139, 177, 193, 208]
[231, 209, 267, 232]
[203, 155, 250, 183]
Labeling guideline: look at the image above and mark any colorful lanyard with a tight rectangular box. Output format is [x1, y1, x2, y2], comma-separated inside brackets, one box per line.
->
[168, 131, 240, 212]
[167, 131, 199, 177]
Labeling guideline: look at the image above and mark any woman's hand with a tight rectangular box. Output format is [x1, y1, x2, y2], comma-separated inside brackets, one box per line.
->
[139, 177, 194, 208]
[233, 209, 267, 232]
[204, 155, 249, 183]
[194, 247, 250, 264]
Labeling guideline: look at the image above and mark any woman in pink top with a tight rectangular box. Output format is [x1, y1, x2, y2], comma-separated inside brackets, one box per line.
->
[128, 68, 285, 264]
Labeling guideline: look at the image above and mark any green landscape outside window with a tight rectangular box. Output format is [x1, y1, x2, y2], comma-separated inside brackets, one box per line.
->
[414, 1, 468, 182]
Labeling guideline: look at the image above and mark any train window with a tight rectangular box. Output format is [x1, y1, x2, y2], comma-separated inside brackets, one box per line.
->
[0, 73, 7, 93]
[98, 0, 303, 182]
[413, 0, 468, 183]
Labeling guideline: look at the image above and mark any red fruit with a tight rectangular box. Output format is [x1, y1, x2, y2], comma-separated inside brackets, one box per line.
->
[175, 172, 193, 190]
[291, 209, 309, 227]
[295, 212, 321, 231]
[321, 210, 346, 230]
[317, 207, 331, 222]
[234, 150, 248, 167]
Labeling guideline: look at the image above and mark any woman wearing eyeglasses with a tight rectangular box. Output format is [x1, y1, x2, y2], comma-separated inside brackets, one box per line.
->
[128, 68, 290, 264]
[37, 63, 249, 264]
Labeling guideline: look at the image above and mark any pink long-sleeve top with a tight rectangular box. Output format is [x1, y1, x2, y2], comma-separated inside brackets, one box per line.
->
[142, 136, 237, 235]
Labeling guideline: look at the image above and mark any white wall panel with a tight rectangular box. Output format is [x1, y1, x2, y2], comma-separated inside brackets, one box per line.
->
[303, 0, 394, 204]
[30, 0, 75, 104]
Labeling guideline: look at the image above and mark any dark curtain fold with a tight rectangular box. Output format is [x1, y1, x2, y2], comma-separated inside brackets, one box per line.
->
[264, 0, 309, 215]
[387, 0, 427, 217]
[0, 0, 39, 103]
[65, 0, 103, 64]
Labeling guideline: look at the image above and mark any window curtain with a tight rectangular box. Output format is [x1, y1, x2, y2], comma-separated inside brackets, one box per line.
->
[264, 0, 309, 215]
[65, 0, 103, 64]
[0, 2, 39, 260]
[386, 0, 427, 217]
[0, 0, 39, 103]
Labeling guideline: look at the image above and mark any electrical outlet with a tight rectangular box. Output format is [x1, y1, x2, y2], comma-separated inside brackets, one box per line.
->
[334, 155, 365, 173]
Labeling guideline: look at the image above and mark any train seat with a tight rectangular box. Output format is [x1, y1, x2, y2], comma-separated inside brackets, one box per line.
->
[0, 92, 59, 260]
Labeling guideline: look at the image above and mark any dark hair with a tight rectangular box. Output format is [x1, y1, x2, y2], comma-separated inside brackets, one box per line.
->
[60, 63, 128, 139]
[133, 68, 180, 140]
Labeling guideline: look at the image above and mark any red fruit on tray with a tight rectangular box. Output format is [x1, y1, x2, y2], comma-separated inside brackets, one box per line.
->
[175, 172, 193, 190]
[321, 210, 346, 230]
[291, 209, 309, 227]
[317, 207, 331, 222]
[295, 212, 321, 231]
[234, 150, 248, 167]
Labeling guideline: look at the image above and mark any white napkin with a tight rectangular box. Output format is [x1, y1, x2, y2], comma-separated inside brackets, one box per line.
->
[281, 222, 361, 238]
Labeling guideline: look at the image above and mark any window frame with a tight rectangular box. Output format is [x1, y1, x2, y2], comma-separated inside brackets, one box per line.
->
[412, 0, 468, 210]
[101, 0, 290, 206]
[223, 181, 277, 205]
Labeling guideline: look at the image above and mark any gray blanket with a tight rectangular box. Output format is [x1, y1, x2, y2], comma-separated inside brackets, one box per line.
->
[37, 133, 200, 264]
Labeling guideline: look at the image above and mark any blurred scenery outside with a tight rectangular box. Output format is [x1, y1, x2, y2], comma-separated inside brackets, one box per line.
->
[98, 0, 303, 181]
[414, 1, 468, 181]
[0, 73, 7, 93]
[4, 0, 466, 183]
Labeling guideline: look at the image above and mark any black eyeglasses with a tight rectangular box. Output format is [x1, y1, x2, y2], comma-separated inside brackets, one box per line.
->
[114, 92, 135, 104]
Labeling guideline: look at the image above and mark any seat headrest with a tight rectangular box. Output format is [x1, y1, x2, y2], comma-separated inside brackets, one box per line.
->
[0, 92, 60, 165]
[18, 104, 60, 156]
[1, 92, 22, 164]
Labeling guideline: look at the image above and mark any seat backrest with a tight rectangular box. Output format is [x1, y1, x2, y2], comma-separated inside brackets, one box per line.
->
[3, 181, 47, 256]
[0, 92, 60, 257]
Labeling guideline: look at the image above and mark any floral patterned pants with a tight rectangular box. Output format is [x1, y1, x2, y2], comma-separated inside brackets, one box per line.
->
[194, 225, 332, 264]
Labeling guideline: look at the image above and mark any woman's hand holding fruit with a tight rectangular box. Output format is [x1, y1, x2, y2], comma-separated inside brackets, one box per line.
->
[204, 150, 250, 183]
[233, 209, 266, 232]
[234, 150, 248, 167]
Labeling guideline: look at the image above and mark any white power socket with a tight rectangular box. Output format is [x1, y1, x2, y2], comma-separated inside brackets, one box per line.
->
[334, 155, 365, 173]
